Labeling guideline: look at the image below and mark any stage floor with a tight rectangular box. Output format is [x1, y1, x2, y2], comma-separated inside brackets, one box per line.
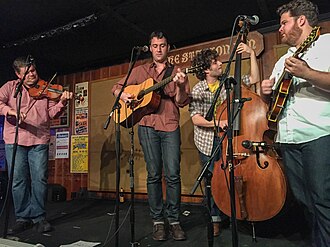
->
[0, 197, 310, 247]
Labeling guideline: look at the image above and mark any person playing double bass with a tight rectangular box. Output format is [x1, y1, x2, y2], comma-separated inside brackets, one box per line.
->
[261, 0, 330, 246]
[0, 56, 73, 234]
[189, 43, 260, 237]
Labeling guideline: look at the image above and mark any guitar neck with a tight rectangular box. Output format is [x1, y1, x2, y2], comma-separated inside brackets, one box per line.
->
[144, 74, 175, 95]
[274, 26, 320, 91]
[274, 40, 311, 91]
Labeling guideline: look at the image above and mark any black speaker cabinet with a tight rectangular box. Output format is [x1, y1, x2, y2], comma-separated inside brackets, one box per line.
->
[47, 183, 66, 202]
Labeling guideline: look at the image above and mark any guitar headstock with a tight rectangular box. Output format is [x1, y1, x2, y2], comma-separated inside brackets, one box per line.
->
[295, 26, 320, 55]
[184, 64, 204, 75]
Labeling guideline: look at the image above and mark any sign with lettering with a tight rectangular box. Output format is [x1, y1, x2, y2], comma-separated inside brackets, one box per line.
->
[71, 135, 88, 173]
[167, 31, 264, 67]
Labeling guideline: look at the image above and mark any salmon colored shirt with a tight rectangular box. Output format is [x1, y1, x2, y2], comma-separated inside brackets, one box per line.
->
[0, 79, 67, 145]
[112, 62, 190, 132]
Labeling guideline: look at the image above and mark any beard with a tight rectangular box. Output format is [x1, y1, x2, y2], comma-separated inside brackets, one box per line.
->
[281, 22, 303, 46]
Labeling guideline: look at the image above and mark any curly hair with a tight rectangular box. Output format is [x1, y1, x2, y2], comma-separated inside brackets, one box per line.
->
[192, 49, 219, 81]
[277, 0, 319, 26]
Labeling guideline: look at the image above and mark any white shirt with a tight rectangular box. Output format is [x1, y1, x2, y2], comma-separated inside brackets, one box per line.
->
[271, 33, 330, 144]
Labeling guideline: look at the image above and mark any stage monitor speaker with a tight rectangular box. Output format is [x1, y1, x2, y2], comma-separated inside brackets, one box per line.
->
[47, 183, 66, 202]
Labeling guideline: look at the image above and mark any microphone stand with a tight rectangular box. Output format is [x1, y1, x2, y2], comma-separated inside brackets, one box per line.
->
[128, 102, 139, 247]
[190, 93, 248, 247]
[103, 48, 142, 247]
[224, 75, 238, 247]
[190, 127, 228, 247]
[14, 59, 32, 99]
[3, 62, 31, 238]
[203, 20, 250, 247]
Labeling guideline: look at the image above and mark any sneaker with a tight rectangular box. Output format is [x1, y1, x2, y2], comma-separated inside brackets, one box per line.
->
[152, 223, 167, 241]
[33, 220, 52, 233]
[169, 223, 186, 241]
[8, 221, 32, 234]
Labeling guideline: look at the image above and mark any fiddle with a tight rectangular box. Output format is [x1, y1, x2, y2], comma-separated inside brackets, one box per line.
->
[23, 76, 82, 118]
[28, 79, 84, 102]
[29, 80, 63, 100]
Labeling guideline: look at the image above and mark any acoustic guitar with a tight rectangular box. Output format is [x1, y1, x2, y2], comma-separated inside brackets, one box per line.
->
[114, 65, 202, 128]
[268, 26, 320, 129]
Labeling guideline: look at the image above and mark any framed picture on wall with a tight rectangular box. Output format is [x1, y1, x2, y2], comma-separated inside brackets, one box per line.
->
[273, 44, 289, 60]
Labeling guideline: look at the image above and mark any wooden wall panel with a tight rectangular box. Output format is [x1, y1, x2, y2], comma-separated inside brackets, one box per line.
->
[89, 78, 147, 193]
[320, 20, 330, 33]
[88, 75, 205, 196]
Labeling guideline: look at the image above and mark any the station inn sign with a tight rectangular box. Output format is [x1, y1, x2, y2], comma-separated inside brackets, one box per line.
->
[167, 31, 264, 67]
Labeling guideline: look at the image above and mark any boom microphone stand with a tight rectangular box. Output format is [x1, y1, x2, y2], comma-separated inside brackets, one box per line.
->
[128, 103, 139, 247]
[190, 124, 228, 247]
[3, 56, 33, 238]
[203, 20, 250, 247]
[190, 83, 249, 247]
[103, 47, 142, 247]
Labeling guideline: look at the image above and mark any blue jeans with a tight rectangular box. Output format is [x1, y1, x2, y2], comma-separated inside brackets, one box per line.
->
[138, 126, 181, 224]
[199, 136, 228, 223]
[6, 144, 49, 223]
[280, 135, 330, 247]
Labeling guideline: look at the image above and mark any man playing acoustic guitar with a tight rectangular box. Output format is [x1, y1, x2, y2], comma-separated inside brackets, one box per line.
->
[261, 1, 330, 246]
[112, 31, 190, 241]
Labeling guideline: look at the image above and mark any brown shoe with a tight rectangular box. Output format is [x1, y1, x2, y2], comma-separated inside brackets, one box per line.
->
[213, 222, 220, 237]
[33, 220, 52, 233]
[152, 223, 167, 241]
[169, 223, 186, 241]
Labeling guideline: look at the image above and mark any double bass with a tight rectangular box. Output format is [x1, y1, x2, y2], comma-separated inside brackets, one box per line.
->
[211, 27, 287, 222]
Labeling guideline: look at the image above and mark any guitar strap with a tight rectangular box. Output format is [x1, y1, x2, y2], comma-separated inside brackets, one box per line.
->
[162, 65, 174, 81]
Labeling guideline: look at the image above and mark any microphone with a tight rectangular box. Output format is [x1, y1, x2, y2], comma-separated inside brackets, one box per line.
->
[242, 140, 268, 149]
[134, 45, 149, 52]
[238, 15, 259, 25]
[233, 97, 252, 103]
[27, 54, 34, 65]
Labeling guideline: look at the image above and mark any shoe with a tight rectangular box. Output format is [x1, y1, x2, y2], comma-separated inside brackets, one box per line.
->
[169, 223, 186, 241]
[8, 221, 32, 234]
[33, 220, 52, 233]
[213, 222, 220, 237]
[152, 223, 167, 241]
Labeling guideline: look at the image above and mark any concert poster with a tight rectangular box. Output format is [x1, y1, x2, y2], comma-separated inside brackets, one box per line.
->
[74, 107, 88, 135]
[75, 81, 88, 109]
[70, 135, 88, 173]
[55, 131, 70, 159]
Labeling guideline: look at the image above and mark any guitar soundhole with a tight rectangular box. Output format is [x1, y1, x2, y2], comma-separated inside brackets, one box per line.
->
[137, 91, 145, 100]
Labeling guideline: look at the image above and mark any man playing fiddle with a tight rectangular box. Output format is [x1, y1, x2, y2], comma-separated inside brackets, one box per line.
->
[0, 56, 72, 234]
